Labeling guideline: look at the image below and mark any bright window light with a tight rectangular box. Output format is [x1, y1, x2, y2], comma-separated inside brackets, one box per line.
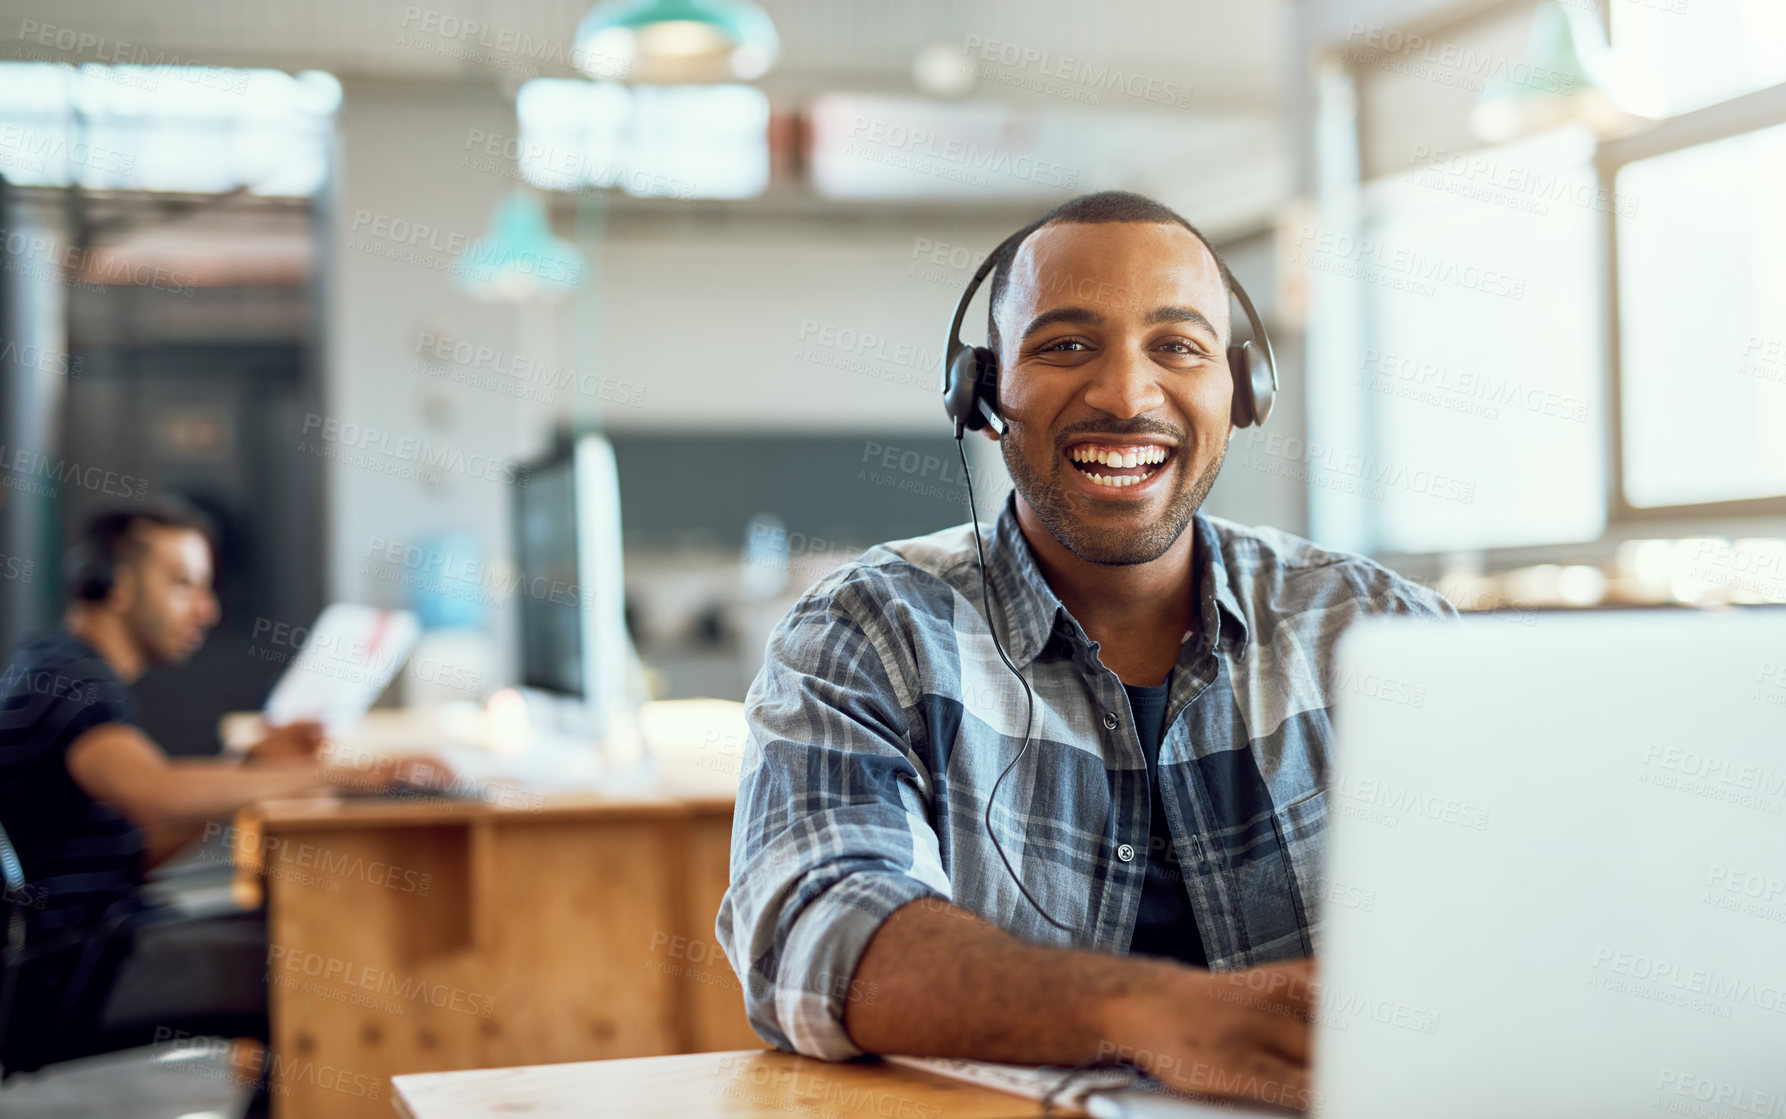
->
[1329, 126, 1605, 553]
[1612, 0, 1786, 117]
[515, 78, 769, 200]
[1618, 121, 1786, 508]
[0, 63, 337, 195]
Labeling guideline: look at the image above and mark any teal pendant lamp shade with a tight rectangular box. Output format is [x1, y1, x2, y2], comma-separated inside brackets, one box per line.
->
[454, 189, 586, 303]
[1471, 1, 1660, 143]
[574, 0, 779, 83]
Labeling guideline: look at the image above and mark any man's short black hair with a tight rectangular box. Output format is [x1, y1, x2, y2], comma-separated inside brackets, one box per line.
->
[66, 502, 216, 603]
[985, 190, 1235, 353]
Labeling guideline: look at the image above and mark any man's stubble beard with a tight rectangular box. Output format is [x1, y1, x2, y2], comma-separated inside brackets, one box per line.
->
[1000, 428, 1228, 566]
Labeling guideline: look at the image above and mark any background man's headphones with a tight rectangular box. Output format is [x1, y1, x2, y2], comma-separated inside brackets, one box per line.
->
[941, 225, 1278, 437]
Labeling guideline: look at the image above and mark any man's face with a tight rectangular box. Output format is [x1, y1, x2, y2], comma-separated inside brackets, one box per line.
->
[115, 527, 220, 664]
[990, 221, 1234, 565]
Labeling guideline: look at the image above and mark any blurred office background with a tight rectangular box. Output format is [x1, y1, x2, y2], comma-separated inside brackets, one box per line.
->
[1, 0, 1784, 745]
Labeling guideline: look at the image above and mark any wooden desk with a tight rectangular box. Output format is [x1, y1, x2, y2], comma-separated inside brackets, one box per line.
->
[391, 1049, 1050, 1119]
[232, 785, 760, 1119]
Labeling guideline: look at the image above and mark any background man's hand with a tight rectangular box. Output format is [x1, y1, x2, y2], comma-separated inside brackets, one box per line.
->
[319, 753, 458, 796]
[1100, 957, 1317, 1111]
[245, 720, 325, 764]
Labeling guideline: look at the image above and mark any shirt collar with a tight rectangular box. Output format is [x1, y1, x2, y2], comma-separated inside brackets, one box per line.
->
[984, 493, 1251, 668]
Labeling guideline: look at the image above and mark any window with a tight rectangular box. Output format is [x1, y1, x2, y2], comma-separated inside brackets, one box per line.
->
[0, 63, 338, 196]
[1342, 125, 1605, 553]
[1617, 121, 1786, 508]
[514, 79, 769, 201]
[1611, 0, 1786, 118]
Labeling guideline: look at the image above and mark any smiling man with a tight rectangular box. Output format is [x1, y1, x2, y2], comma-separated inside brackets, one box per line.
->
[718, 192, 1454, 1108]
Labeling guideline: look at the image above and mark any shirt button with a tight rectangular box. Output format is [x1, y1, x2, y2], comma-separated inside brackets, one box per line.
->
[1103, 711, 1119, 731]
[1116, 843, 1136, 863]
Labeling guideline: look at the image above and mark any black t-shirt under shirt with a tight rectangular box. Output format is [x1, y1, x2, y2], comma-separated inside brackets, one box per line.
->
[0, 629, 147, 939]
[1124, 679, 1209, 967]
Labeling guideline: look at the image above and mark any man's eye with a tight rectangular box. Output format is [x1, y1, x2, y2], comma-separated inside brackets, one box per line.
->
[1041, 338, 1089, 352]
[1159, 340, 1206, 356]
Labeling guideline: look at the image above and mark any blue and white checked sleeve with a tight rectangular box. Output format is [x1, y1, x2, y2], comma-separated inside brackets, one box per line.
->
[715, 579, 951, 1059]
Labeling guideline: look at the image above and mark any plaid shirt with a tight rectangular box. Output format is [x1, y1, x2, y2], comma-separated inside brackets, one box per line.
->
[717, 493, 1455, 1058]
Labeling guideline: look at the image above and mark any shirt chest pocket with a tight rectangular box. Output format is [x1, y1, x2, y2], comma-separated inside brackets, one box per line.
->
[1272, 787, 1329, 952]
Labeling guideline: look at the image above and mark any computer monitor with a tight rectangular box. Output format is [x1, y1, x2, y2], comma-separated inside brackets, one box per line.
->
[514, 433, 631, 740]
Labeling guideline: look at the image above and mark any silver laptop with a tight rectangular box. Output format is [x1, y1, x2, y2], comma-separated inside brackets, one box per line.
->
[1094, 608, 1786, 1118]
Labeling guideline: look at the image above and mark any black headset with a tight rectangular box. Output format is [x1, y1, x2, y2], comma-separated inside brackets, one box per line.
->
[942, 226, 1278, 437]
[66, 514, 138, 604]
[941, 223, 1278, 934]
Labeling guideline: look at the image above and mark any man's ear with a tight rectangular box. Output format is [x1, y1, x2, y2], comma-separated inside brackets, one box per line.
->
[106, 562, 140, 613]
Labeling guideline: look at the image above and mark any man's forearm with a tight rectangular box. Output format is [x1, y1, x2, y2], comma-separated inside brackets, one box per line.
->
[145, 760, 332, 830]
[842, 898, 1168, 1064]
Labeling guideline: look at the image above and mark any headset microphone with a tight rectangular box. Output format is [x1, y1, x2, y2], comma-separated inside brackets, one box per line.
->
[942, 224, 1278, 935]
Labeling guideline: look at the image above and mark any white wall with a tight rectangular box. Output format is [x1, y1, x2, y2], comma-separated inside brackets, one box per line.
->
[325, 77, 555, 682]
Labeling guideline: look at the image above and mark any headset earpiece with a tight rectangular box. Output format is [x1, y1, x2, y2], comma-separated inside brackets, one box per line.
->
[1227, 339, 1276, 429]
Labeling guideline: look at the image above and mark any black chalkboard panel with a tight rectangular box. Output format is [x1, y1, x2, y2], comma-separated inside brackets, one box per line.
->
[608, 431, 987, 553]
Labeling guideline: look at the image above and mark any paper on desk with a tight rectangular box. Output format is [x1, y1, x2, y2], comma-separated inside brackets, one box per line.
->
[263, 604, 420, 734]
[885, 1055, 1139, 1107]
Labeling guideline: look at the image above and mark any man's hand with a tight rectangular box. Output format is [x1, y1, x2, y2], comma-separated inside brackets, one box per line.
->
[1100, 957, 1316, 1111]
[245, 720, 326, 764]
[319, 753, 457, 797]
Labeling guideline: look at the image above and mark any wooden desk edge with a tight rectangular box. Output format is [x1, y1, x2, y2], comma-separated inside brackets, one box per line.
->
[242, 790, 737, 832]
[389, 1049, 1085, 1119]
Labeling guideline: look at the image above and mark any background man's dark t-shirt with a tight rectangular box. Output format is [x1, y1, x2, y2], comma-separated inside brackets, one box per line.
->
[0, 629, 147, 939]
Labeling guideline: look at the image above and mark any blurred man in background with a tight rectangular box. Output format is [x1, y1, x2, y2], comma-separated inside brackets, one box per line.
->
[0, 504, 429, 1078]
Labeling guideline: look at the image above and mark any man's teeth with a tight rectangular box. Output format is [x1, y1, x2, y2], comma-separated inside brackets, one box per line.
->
[1087, 472, 1147, 487]
[1067, 445, 1169, 467]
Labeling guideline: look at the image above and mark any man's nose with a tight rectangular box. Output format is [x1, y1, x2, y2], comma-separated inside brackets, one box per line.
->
[1080, 346, 1165, 419]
